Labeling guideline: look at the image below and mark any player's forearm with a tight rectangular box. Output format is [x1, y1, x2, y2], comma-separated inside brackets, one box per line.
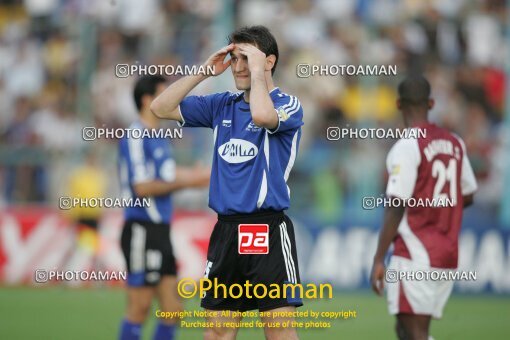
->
[150, 74, 209, 120]
[133, 168, 209, 197]
[174, 167, 210, 189]
[133, 180, 187, 197]
[249, 72, 278, 129]
[463, 194, 474, 208]
[373, 205, 405, 262]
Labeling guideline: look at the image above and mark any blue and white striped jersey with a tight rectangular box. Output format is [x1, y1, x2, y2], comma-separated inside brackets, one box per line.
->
[118, 120, 176, 224]
[179, 87, 303, 215]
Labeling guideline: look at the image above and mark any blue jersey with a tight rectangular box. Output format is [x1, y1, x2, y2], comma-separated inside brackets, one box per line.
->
[179, 87, 303, 215]
[118, 120, 176, 224]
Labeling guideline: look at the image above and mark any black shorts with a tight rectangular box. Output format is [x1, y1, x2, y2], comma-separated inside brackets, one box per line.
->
[120, 220, 177, 287]
[201, 210, 303, 312]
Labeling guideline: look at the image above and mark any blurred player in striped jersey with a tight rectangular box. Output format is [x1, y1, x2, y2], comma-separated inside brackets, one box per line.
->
[151, 26, 304, 339]
[118, 75, 210, 340]
[371, 75, 478, 340]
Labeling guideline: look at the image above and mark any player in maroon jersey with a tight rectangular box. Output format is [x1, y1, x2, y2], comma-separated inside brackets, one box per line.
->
[370, 75, 477, 340]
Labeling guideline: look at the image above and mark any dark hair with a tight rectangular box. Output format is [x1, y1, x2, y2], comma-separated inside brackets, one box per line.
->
[228, 26, 279, 75]
[133, 75, 166, 111]
[398, 75, 431, 108]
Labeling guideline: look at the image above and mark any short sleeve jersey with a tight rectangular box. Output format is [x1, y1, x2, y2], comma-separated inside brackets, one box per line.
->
[386, 122, 477, 268]
[118, 121, 176, 224]
[179, 87, 304, 215]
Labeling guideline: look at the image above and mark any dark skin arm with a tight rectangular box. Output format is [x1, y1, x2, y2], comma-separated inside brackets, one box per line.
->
[370, 202, 406, 296]
[463, 194, 474, 208]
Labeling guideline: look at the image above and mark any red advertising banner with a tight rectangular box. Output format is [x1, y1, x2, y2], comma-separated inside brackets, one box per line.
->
[0, 207, 215, 285]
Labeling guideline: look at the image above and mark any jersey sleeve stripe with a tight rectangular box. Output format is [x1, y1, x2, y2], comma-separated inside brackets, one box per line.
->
[281, 95, 295, 110]
[280, 95, 301, 117]
[282, 96, 299, 113]
[287, 102, 301, 117]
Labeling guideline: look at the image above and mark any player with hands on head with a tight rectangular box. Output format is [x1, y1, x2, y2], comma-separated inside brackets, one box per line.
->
[151, 25, 304, 340]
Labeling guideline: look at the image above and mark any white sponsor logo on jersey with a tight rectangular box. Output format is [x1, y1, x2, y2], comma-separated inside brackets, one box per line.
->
[218, 139, 258, 163]
[246, 122, 262, 132]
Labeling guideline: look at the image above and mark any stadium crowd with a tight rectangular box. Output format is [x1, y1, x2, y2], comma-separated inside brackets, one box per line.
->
[0, 0, 507, 223]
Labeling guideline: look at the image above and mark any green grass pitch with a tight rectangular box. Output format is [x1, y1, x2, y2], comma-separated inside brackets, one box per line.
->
[0, 287, 508, 339]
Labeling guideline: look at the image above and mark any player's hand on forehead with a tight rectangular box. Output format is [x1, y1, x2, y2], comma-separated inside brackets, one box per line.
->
[210, 43, 235, 62]
[204, 43, 234, 76]
[216, 43, 234, 56]
[235, 43, 267, 73]
[235, 43, 265, 55]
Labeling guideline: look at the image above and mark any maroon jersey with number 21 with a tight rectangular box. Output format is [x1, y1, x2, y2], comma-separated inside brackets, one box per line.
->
[385, 123, 477, 269]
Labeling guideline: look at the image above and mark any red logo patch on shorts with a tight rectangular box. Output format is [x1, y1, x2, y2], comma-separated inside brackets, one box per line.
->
[238, 224, 269, 254]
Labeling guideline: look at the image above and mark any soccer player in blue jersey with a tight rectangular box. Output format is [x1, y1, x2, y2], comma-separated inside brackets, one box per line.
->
[118, 75, 210, 340]
[151, 26, 304, 340]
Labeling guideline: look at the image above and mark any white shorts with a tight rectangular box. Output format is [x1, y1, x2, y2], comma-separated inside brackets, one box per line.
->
[386, 256, 454, 319]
